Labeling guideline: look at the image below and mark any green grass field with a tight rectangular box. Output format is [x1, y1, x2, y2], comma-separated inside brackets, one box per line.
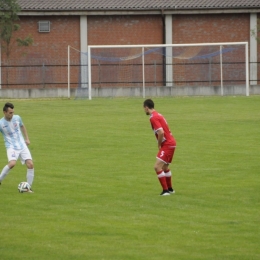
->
[0, 96, 259, 260]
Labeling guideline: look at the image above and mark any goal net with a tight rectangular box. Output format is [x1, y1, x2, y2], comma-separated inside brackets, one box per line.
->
[68, 42, 249, 99]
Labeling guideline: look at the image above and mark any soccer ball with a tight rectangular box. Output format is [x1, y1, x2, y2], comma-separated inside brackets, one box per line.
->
[18, 182, 31, 193]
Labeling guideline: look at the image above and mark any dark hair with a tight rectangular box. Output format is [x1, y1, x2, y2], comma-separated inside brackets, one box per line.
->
[143, 99, 154, 109]
[3, 102, 14, 112]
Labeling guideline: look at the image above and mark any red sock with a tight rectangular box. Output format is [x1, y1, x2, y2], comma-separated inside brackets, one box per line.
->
[156, 170, 168, 190]
[165, 169, 172, 189]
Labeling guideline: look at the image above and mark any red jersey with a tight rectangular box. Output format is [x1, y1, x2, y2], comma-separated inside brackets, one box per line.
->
[150, 111, 176, 147]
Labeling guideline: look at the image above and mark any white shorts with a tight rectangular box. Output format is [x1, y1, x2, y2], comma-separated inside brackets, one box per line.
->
[7, 147, 32, 165]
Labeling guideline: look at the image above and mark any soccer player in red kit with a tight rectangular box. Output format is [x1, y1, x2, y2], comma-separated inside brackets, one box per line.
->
[143, 99, 176, 196]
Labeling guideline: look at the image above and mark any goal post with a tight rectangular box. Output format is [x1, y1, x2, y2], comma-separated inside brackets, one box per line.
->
[68, 45, 89, 99]
[69, 42, 249, 99]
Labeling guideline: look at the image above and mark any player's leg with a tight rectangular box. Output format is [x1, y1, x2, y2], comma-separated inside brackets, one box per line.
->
[0, 161, 16, 183]
[163, 165, 174, 193]
[162, 147, 176, 193]
[154, 158, 170, 196]
[20, 147, 34, 187]
[0, 149, 18, 183]
[25, 159, 34, 187]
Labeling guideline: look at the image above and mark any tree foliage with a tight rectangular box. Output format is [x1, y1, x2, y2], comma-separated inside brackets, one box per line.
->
[0, 0, 33, 60]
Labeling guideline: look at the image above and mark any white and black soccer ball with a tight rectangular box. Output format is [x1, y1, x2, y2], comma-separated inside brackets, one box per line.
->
[18, 182, 31, 193]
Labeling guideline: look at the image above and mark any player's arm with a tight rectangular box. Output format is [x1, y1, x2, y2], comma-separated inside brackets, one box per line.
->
[20, 124, 30, 145]
[151, 117, 164, 149]
[156, 128, 164, 149]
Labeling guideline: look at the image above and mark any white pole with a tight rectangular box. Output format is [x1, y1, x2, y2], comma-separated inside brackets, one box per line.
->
[250, 14, 257, 86]
[88, 42, 248, 49]
[220, 45, 223, 96]
[80, 16, 88, 89]
[142, 47, 145, 98]
[67, 45, 70, 98]
[245, 42, 249, 96]
[87, 45, 92, 100]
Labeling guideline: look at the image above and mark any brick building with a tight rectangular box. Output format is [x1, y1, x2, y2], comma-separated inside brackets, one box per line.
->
[0, 0, 260, 98]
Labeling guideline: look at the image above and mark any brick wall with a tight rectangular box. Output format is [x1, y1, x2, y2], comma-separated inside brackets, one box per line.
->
[1, 16, 80, 88]
[172, 14, 250, 87]
[173, 14, 249, 43]
[1, 13, 258, 89]
[87, 15, 163, 45]
[10, 16, 80, 62]
[87, 15, 164, 87]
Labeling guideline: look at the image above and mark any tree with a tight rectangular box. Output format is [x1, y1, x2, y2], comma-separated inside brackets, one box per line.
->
[0, 0, 33, 85]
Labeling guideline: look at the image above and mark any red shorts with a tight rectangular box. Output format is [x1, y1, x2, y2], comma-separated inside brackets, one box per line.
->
[156, 146, 176, 164]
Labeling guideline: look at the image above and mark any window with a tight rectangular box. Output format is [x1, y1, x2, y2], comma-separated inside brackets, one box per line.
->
[38, 21, 50, 32]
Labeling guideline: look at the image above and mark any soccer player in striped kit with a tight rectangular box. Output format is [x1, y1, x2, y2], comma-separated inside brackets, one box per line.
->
[0, 102, 34, 192]
[143, 99, 176, 196]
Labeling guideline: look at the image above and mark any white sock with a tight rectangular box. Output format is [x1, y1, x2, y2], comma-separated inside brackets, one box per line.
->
[0, 165, 11, 182]
[27, 168, 34, 186]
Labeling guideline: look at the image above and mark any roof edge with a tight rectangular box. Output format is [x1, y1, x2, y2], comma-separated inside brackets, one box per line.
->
[18, 8, 260, 16]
